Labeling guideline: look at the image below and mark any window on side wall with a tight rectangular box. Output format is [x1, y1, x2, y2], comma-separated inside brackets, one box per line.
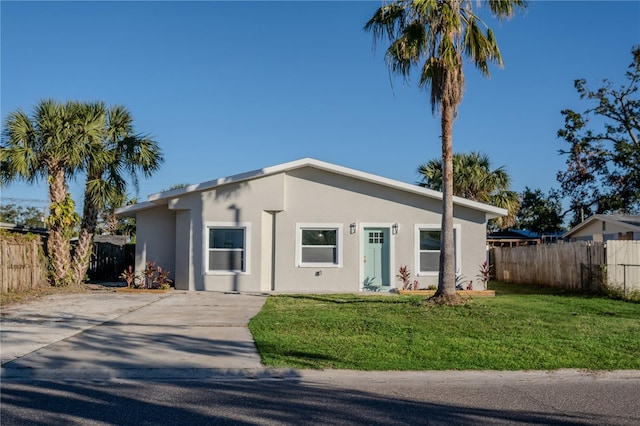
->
[415, 224, 460, 276]
[296, 224, 342, 267]
[206, 223, 250, 274]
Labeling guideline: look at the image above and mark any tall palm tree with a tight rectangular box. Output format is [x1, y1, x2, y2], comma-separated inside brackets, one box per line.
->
[1, 100, 103, 286]
[73, 103, 163, 285]
[418, 151, 520, 229]
[365, 0, 526, 297]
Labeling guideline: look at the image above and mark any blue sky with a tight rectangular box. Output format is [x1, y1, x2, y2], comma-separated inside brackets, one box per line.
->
[1, 1, 639, 212]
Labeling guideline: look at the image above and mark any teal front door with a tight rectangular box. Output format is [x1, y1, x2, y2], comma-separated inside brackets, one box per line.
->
[362, 228, 390, 291]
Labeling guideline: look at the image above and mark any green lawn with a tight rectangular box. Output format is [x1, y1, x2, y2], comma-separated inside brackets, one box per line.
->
[248, 282, 640, 370]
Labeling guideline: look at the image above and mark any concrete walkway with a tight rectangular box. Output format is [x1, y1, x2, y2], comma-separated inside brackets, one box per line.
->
[1, 290, 272, 380]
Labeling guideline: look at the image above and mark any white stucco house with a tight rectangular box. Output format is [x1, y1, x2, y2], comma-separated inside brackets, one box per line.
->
[563, 214, 640, 242]
[116, 158, 507, 292]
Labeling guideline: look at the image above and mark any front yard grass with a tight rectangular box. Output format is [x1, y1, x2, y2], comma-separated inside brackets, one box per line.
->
[248, 282, 640, 370]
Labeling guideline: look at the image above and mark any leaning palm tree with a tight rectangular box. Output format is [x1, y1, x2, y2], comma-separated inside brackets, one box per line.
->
[418, 151, 520, 229]
[73, 103, 163, 285]
[1, 100, 103, 286]
[365, 0, 526, 297]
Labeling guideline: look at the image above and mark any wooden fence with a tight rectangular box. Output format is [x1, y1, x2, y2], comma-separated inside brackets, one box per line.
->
[87, 242, 134, 282]
[491, 242, 606, 291]
[0, 237, 48, 293]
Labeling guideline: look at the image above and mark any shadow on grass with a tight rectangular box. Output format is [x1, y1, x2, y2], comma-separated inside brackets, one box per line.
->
[276, 294, 425, 305]
[489, 281, 591, 297]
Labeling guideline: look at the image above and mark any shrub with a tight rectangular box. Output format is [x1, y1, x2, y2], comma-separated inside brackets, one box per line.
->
[120, 261, 173, 289]
[396, 265, 419, 290]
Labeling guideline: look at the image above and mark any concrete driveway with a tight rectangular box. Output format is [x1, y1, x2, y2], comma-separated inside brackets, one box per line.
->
[1, 289, 273, 380]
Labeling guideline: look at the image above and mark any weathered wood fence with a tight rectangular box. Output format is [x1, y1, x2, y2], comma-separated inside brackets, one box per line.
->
[0, 236, 48, 293]
[491, 241, 640, 293]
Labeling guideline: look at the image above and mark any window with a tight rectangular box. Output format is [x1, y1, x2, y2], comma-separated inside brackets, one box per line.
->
[415, 224, 460, 275]
[296, 224, 342, 267]
[205, 223, 251, 274]
[419, 230, 441, 273]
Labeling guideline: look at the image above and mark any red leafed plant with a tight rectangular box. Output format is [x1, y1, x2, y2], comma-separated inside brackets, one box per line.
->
[397, 265, 419, 290]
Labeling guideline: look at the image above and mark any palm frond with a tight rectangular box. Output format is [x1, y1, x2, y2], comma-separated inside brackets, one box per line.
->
[488, 0, 528, 21]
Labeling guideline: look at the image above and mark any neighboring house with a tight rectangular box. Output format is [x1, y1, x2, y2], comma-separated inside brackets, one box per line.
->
[486, 229, 563, 247]
[0, 222, 48, 237]
[116, 158, 507, 292]
[93, 234, 129, 246]
[487, 229, 540, 247]
[563, 214, 640, 242]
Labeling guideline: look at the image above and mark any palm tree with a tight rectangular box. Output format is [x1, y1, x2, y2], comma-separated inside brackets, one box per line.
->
[73, 103, 163, 285]
[365, 0, 526, 297]
[1, 100, 103, 286]
[418, 151, 520, 229]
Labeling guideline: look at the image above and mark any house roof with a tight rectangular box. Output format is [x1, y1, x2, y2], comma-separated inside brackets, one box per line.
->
[487, 229, 539, 240]
[116, 158, 508, 219]
[562, 214, 640, 238]
[94, 234, 129, 246]
[0, 222, 49, 235]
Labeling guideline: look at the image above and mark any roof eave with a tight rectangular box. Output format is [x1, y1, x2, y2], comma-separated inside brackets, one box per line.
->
[115, 201, 158, 217]
[124, 158, 509, 219]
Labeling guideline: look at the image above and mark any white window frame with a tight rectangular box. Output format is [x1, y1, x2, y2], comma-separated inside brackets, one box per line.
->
[296, 223, 343, 268]
[414, 224, 461, 276]
[204, 222, 251, 275]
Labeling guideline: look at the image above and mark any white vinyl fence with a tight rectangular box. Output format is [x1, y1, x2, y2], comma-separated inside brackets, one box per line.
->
[606, 240, 640, 294]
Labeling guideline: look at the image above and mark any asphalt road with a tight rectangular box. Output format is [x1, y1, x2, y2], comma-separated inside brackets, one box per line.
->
[2, 371, 640, 425]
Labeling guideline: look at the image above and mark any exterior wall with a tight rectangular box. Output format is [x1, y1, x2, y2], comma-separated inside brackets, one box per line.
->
[166, 173, 285, 292]
[274, 168, 489, 291]
[144, 167, 491, 292]
[452, 204, 491, 289]
[134, 206, 176, 280]
[174, 210, 192, 290]
[568, 219, 640, 241]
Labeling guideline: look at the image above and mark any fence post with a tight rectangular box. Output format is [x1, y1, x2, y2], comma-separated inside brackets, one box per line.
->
[1, 239, 7, 293]
[31, 239, 38, 290]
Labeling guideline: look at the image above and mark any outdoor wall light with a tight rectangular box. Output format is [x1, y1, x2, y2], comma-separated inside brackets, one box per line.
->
[392, 223, 399, 234]
[350, 223, 357, 234]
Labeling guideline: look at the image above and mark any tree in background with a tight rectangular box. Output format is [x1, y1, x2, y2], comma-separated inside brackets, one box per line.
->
[1, 100, 101, 286]
[73, 103, 162, 285]
[557, 46, 640, 226]
[99, 194, 138, 238]
[365, 0, 526, 298]
[515, 187, 564, 234]
[418, 151, 520, 230]
[0, 203, 44, 227]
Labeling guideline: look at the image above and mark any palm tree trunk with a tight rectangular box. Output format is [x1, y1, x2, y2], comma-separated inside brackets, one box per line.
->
[47, 167, 73, 286]
[73, 199, 99, 286]
[436, 101, 456, 296]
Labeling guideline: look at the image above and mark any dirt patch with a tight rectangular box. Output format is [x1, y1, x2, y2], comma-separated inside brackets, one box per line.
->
[426, 293, 467, 306]
[0, 281, 123, 307]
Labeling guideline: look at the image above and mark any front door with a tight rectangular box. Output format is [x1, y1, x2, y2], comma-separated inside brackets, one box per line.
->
[362, 228, 390, 291]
